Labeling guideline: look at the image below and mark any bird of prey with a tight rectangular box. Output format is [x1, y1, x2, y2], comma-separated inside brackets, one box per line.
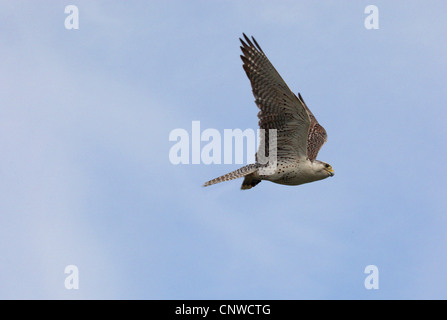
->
[204, 34, 334, 190]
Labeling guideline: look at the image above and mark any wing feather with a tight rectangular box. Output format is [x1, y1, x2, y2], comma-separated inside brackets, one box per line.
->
[297, 93, 327, 161]
[240, 34, 310, 161]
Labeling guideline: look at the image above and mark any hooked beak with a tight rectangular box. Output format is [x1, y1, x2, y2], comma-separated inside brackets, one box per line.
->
[327, 168, 335, 177]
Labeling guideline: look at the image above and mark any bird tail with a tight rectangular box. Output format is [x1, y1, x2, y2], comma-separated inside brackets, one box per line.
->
[203, 164, 260, 189]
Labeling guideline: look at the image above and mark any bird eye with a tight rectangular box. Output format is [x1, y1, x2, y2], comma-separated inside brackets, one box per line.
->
[325, 164, 330, 168]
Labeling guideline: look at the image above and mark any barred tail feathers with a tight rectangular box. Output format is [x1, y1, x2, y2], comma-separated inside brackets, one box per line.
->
[203, 164, 259, 188]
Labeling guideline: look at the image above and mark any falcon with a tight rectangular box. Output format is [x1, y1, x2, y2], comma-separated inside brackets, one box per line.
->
[204, 34, 334, 190]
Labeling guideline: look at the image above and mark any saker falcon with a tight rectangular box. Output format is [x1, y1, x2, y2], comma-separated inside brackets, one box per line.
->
[204, 34, 334, 190]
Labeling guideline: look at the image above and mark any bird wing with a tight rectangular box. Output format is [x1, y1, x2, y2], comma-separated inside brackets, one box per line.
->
[297, 93, 328, 162]
[240, 34, 311, 162]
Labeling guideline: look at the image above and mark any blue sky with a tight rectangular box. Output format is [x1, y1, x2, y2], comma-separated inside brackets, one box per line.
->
[1, 1, 447, 299]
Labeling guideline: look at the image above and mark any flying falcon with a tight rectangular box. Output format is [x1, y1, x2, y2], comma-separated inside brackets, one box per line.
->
[204, 34, 334, 190]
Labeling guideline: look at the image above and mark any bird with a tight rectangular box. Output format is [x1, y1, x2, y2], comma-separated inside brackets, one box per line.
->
[203, 34, 334, 190]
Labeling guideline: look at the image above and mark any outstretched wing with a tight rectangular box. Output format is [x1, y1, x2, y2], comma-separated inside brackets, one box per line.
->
[297, 93, 327, 162]
[240, 34, 310, 162]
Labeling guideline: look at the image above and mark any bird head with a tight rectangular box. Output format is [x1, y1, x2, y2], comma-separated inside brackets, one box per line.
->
[313, 160, 335, 179]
